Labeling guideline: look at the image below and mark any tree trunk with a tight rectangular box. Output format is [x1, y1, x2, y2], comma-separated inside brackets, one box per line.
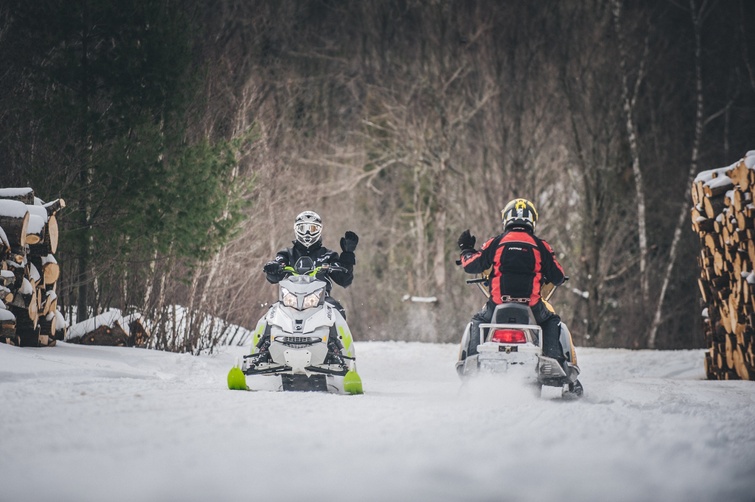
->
[647, 0, 705, 349]
[612, 0, 650, 308]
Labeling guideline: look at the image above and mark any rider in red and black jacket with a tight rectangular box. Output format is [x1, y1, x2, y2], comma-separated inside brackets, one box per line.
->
[458, 198, 566, 361]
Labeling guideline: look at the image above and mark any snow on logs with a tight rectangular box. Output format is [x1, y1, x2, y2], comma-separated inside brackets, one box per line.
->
[0, 187, 67, 347]
[692, 151, 755, 380]
[65, 309, 149, 348]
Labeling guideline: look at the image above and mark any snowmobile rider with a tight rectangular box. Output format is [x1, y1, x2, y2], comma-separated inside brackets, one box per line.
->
[263, 210, 358, 319]
[457, 198, 573, 375]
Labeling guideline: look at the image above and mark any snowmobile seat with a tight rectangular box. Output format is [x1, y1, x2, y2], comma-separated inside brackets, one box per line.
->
[493, 303, 534, 325]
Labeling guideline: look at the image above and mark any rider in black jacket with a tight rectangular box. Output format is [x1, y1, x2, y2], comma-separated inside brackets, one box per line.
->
[263, 210, 358, 318]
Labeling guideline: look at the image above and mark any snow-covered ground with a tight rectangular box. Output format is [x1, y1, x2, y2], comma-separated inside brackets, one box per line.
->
[0, 341, 753, 502]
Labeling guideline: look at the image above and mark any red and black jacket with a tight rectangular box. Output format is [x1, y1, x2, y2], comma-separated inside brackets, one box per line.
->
[460, 229, 564, 306]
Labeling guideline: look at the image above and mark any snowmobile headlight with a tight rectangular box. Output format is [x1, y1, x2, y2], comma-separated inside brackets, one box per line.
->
[281, 288, 298, 308]
[302, 289, 324, 309]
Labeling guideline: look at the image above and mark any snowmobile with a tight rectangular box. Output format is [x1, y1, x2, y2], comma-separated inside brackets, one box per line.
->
[227, 256, 363, 394]
[455, 275, 583, 399]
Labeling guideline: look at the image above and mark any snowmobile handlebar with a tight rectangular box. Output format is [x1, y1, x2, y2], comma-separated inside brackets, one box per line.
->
[466, 278, 488, 284]
[542, 276, 569, 302]
[282, 263, 348, 278]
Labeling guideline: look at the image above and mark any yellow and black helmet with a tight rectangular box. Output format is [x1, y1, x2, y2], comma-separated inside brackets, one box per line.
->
[501, 198, 538, 231]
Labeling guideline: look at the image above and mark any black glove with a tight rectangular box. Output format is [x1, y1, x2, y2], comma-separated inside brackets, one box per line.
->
[315, 264, 332, 280]
[340, 231, 359, 253]
[457, 229, 476, 251]
[263, 261, 283, 275]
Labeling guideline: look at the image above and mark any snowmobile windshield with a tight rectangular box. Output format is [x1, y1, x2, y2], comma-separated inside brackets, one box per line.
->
[294, 256, 315, 275]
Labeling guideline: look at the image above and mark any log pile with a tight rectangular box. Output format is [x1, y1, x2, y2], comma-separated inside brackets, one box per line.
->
[691, 150, 755, 380]
[65, 309, 149, 348]
[0, 187, 67, 347]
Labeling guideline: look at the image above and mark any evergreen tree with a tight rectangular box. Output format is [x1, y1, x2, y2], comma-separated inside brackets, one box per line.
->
[0, 0, 251, 321]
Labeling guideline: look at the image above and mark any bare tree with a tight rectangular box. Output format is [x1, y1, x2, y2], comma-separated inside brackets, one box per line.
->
[612, 0, 651, 307]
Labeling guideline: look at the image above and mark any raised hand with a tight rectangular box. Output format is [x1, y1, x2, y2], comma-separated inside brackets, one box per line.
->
[340, 231, 359, 253]
[457, 229, 476, 251]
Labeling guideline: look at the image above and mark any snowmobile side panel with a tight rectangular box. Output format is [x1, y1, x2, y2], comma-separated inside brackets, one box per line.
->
[458, 354, 480, 376]
[267, 305, 295, 334]
[458, 322, 472, 361]
[250, 317, 268, 355]
[559, 322, 578, 365]
[335, 318, 356, 359]
[301, 306, 336, 334]
[536, 355, 568, 380]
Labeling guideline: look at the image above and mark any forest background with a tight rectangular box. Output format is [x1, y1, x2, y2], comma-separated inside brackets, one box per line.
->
[1, 0, 754, 352]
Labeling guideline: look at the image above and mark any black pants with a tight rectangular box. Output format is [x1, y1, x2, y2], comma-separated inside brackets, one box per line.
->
[467, 299, 562, 359]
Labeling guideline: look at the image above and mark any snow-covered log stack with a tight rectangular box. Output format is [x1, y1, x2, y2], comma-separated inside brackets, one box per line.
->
[691, 150, 755, 380]
[66, 309, 149, 348]
[0, 187, 67, 347]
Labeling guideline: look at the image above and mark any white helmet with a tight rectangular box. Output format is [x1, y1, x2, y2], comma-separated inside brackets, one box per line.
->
[294, 210, 322, 248]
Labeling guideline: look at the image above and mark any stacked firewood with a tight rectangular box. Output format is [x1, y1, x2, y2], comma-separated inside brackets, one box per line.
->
[0, 187, 67, 347]
[66, 309, 150, 348]
[691, 150, 755, 380]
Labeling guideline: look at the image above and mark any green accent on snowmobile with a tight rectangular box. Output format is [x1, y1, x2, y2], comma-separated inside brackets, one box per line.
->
[251, 322, 265, 353]
[338, 325, 353, 354]
[343, 369, 363, 395]
[227, 366, 247, 390]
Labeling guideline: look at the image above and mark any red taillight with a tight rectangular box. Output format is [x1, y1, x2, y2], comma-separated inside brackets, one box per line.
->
[491, 329, 526, 344]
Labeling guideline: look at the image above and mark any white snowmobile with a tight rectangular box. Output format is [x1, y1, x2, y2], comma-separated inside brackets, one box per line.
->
[227, 257, 363, 394]
[456, 277, 583, 399]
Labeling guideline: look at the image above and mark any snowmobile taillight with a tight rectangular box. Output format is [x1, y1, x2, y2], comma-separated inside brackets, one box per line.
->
[491, 329, 526, 344]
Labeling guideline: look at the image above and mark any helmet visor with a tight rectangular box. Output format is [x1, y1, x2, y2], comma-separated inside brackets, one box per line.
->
[295, 223, 322, 235]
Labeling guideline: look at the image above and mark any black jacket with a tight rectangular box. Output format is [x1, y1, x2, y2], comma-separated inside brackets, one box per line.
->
[265, 240, 355, 291]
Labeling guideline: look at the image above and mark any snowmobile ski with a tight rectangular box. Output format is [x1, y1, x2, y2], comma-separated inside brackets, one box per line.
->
[227, 365, 248, 391]
[343, 369, 364, 395]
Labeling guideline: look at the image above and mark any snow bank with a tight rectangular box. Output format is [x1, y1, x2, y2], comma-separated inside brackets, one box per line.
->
[0, 342, 753, 502]
[66, 308, 129, 340]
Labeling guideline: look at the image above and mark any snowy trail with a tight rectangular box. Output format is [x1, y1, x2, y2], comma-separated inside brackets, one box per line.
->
[0, 341, 754, 502]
